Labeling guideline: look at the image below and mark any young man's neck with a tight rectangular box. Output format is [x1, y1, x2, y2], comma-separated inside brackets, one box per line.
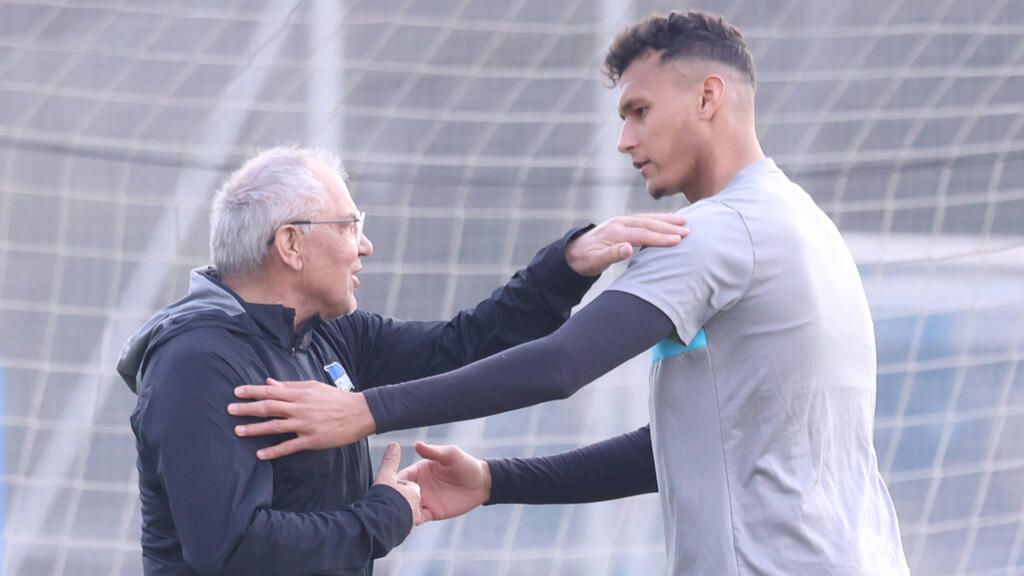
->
[688, 131, 765, 203]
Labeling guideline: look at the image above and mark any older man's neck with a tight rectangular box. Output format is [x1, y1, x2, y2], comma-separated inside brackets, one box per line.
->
[221, 273, 314, 332]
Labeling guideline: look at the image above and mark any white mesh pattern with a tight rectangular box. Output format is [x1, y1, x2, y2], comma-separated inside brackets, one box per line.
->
[0, 0, 1022, 574]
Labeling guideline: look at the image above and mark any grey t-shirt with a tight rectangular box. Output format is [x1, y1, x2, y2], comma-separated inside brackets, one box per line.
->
[609, 159, 909, 575]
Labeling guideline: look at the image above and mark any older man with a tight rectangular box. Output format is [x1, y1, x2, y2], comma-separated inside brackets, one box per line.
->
[117, 146, 686, 575]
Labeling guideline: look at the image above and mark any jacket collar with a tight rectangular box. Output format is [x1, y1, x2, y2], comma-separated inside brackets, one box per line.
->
[242, 301, 321, 351]
[117, 267, 326, 394]
[202, 268, 322, 351]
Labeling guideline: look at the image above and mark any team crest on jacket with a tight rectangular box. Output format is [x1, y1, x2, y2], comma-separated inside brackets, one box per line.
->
[323, 362, 354, 391]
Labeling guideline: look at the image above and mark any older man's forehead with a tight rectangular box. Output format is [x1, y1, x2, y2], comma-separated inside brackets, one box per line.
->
[332, 180, 357, 211]
[306, 163, 358, 221]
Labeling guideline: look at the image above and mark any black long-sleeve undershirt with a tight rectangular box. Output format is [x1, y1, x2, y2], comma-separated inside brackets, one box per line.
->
[363, 290, 675, 431]
[362, 290, 674, 503]
[486, 424, 658, 505]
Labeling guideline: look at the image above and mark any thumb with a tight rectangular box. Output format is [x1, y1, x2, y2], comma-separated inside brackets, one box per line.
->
[376, 442, 401, 481]
[605, 242, 633, 262]
[414, 442, 461, 465]
[414, 441, 445, 462]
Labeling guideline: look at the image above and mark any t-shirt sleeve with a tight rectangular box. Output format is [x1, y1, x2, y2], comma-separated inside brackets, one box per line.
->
[607, 202, 755, 345]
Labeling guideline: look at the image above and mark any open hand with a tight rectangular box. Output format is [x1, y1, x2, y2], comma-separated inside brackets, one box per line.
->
[566, 212, 688, 276]
[397, 442, 491, 522]
[228, 378, 377, 460]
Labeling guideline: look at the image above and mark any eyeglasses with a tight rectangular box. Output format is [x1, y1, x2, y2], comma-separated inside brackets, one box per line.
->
[267, 211, 365, 246]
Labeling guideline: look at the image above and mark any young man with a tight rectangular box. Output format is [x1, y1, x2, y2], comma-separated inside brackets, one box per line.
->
[231, 12, 909, 575]
[117, 146, 685, 575]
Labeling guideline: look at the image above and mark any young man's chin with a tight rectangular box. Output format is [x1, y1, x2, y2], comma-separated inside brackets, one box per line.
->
[646, 178, 685, 200]
[647, 182, 671, 200]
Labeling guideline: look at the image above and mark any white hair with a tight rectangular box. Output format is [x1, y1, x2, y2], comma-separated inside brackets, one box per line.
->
[210, 146, 347, 278]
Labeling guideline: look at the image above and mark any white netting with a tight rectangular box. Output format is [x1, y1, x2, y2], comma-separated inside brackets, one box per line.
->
[0, 0, 1021, 574]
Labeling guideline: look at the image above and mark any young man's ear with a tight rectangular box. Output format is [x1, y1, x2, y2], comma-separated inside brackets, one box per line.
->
[699, 75, 726, 119]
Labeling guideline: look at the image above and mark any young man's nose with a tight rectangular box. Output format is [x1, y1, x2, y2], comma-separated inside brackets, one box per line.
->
[617, 123, 637, 154]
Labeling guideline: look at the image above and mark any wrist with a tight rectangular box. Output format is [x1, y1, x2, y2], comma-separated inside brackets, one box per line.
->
[481, 457, 493, 498]
[480, 459, 492, 503]
[562, 224, 598, 277]
[564, 241, 586, 276]
[356, 392, 378, 436]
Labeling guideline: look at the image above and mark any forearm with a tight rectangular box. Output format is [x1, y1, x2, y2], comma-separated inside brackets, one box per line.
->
[352, 226, 599, 388]
[364, 291, 674, 432]
[487, 426, 657, 505]
[172, 457, 412, 575]
[442, 224, 600, 360]
[214, 485, 411, 575]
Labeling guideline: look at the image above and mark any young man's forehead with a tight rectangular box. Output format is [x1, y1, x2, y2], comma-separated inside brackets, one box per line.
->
[617, 54, 684, 105]
[622, 52, 704, 89]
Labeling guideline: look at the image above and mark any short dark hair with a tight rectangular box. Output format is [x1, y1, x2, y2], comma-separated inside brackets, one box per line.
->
[603, 11, 755, 89]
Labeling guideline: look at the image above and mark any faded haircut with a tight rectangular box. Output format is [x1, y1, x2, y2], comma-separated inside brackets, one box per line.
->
[604, 10, 755, 89]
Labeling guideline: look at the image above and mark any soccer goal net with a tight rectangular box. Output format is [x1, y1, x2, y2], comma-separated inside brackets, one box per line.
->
[0, 1, 1021, 574]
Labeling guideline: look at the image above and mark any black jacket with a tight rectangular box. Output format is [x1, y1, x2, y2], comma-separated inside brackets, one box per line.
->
[117, 229, 596, 575]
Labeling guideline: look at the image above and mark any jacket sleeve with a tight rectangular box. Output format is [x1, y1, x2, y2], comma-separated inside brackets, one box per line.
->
[138, 335, 412, 575]
[487, 425, 658, 505]
[346, 226, 599, 389]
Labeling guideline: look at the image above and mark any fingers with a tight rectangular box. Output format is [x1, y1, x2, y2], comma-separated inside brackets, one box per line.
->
[376, 442, 401, 481]
[589, 243, 634, 268]
[397, 462, 421, 483]
[617, 213, 689, 238]
[394, 481, 423, 526]
[396, 479, 421, 499]
[233, 413, 298, 437]
[233, 379, 320, 402]
[627, 227, 686, 248]
[418, 506, 436, 523]
[589, 215, 687, 251]
[233, 384, 302, 402]
[622, 216, 687, 234]
[229, 381, 320, 417]
[623, 212, 687, 225]
[228, 398, 295, 419]
[267, 378, 319, 389]
[255, 437, 307, 460]
[396, 480, 425, 525]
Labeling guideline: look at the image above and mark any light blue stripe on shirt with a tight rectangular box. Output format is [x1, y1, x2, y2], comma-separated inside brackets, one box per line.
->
[651, 328, 707, 364]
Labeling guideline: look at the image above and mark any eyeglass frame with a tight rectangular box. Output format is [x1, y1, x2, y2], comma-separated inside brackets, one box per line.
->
[266, 211, 365, 247]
